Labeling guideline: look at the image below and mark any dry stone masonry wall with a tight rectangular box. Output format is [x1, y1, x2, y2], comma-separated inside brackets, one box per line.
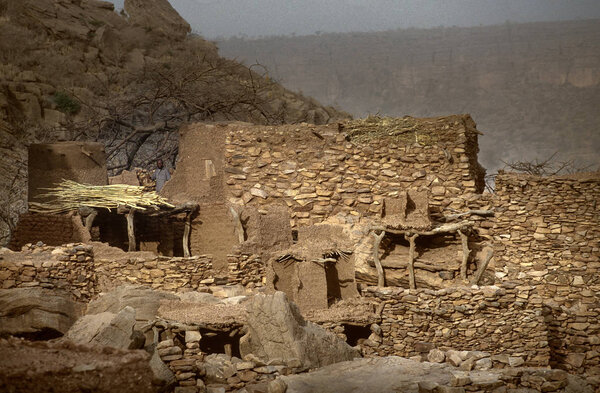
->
[222, 115, 485, 227]
[0, 243, 97, 301]
[493, 172, 600, 375]
[227, 254, 265, 288]
[95, 255, 214, 292]
[362, 285, 550, 368]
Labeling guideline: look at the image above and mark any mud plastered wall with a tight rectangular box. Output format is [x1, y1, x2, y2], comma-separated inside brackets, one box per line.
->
[493, 171, 600, 375]
[219, 115, 485, 227]
[363, 285, 550, 367]
[8, 213, 89, 250]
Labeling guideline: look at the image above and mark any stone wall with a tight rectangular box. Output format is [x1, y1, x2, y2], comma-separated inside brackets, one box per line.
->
[0, 243, 97, 301]
[227, 254, 265, 288]
[223, 116, 485, 227]
[94, 255, 214, 292]
[8, 213, 88, 250]
[493, 171, 600, 375]
[362, 285, 550, 367]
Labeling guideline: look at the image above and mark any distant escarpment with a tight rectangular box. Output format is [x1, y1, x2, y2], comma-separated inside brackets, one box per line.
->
[0, 0, 349, 244]
[219, 20, 600, 173]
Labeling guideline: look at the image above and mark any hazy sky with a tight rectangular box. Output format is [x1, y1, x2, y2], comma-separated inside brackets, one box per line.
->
[109, 0, 600, 38]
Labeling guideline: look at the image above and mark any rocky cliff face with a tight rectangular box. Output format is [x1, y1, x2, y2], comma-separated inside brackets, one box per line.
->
[219, 20, 600, 174]
[0, 0, 349, 245]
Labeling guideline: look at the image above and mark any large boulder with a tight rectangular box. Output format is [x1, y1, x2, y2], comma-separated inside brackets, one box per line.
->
[277, 357, 451, 393]
[86, 285, 179, 324]
[240, 292, 359, 370]
[0, 288, 83, 338]
[65, 306, 140, 350]
[276, 357, 596, 393]
[149, 350, 176, 387]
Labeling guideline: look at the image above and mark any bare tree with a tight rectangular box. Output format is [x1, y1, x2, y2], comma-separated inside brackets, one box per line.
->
[500, 152, 591, 176]
[69, 46, 285, 174]
[484, 152, 594, 192]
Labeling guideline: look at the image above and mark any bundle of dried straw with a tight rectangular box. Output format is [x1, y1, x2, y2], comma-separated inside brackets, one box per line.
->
[29, 180, 174, 213]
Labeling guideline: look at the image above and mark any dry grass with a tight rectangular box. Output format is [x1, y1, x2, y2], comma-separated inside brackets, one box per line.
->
[29, 180, 174, 213]
[344, 115, 438, 145]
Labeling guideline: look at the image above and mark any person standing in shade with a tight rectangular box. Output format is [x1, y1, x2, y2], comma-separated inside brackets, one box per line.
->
[151, 159, 170, 192]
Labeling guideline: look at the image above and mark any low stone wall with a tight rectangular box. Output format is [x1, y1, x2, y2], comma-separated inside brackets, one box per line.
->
[0, 243, 271, 303]
[0, 243, 97, 301]
[362, 285, 550, 367]
[95, 255, 214, 292]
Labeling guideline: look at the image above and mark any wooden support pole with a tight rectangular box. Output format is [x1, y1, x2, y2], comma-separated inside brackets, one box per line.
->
[404, 233, 418, 290]
[229, 206, 245, 244]
[183, 212, 192, 257]
[372, 230, 386, 287]
[127, 208, 136, 252]
[458, 230, 470, 280]
[470, 247, 494, 286]
[84, 209, 98, 233]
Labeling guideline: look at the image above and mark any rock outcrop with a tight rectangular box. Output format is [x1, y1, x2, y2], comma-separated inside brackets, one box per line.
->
[0, 288, 83, 338]
[86, 285, 179, 324]
[64, 306, 141, 350]
[239, 292, 359, 370]
[124, 0, 191, 40]
[276, 356, 595, 393]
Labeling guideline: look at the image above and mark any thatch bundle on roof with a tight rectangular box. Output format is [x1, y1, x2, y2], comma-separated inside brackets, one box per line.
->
[29, 180, 174, 213]
[343, 115, 438, 145]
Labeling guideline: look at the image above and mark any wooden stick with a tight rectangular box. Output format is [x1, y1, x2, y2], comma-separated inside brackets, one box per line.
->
[372, 230, 386, 287]
[84, 209, 98, 232]
[470, 247, 494, 285]
[458, 230, 469, 280]
[183, 212, 192, 257]
[370, 220, 472, 236]
[229, 206, 245, 244]
[444, 209, 494, 221]
[127, 208, 136, 252]
[404, 233, 419, 289]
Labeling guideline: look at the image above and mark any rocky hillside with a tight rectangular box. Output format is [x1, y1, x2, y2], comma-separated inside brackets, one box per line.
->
[0, 0, 349, 245]
[219, 20, 600, 174]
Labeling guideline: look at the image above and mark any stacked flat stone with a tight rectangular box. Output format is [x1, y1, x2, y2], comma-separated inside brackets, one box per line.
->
[362, 285, 550, 367]
[0, 243, 96, 300]
[158, 337, 295, 393]
[226, 254, 265, 288]
[223, 116, 484, 228]
[95, 254, 213, 291]
[493, 172, 600, 375]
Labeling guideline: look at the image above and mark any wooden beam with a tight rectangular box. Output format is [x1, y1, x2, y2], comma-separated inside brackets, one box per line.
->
[127, 208, 136, 252]
[458, 229, 469, 280]
[470, 247, 494, 286]
[183, 212, 192, 257]
[372, 230, 386, 287]
[371, 220, 473, 236]
[229, 206, 245, 244]
[443, 209, 494, 221]
[404, 233, 418, 289]
[84, 209, 98, 233]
